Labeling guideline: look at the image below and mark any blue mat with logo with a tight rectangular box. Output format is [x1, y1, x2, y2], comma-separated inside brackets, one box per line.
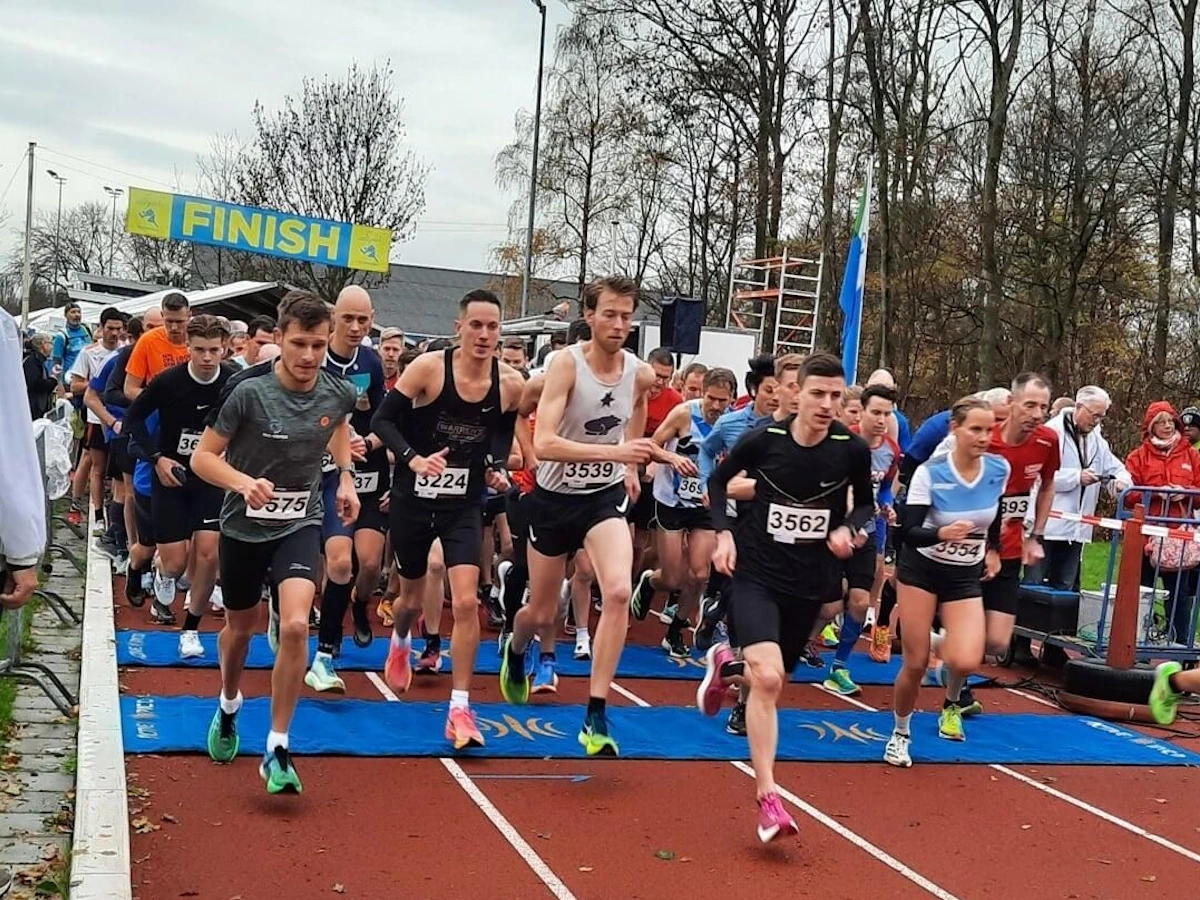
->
[121, 695, 1200, 765]
[114, 629, 985, 686]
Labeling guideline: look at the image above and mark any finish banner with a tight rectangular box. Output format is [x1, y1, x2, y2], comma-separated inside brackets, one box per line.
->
[124, 187, 392, 273]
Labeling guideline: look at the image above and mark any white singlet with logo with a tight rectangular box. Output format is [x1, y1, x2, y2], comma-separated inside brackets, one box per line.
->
[652, 400, 709, 509]
[536, 343, 638, 495]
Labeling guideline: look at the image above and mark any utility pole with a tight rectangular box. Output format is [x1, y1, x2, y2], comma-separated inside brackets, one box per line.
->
[103, 186, 124, 276]
[610, 220, 618, 274]
[520, 0, 547, 318]
[47, 170, 66, 302]
[20, 142, 35, 331]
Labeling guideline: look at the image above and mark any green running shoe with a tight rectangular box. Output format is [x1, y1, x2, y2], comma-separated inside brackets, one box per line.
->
[1149, 661, 1183, 725]
[938, 704, 965, 741]
[578, 713, 619, 757]
[259, 746, 302, 795]
[206, 707, 239, 763]
[823, 665, 861, 696]
[958, 687, 983, 717]
[499, 635, 529, 705]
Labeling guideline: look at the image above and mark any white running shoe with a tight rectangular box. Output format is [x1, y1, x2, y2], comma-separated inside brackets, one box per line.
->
[304, 652, 346, 693]
[153, 568, 176, 608]
[178, 630, 204, 659]
[573, 633, 591, 661]
[884, 731, 912, 768]
[209, 584, 225, 615]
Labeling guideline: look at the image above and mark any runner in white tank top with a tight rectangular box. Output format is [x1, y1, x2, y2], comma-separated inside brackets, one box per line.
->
[499, 276, 657, 758]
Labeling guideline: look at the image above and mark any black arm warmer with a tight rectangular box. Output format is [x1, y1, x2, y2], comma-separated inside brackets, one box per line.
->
[372, 389, 417, 464]
[898, 502, 942, 548]
[845, 450, 877, 533]
[987, 509, 1002, 551]
[487, 409, 518, 469]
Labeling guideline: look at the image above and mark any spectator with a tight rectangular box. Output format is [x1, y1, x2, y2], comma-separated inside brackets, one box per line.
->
[1181, 407, 1200, 450]
[232, 315, 275, 369]
[51, 300, 91, 390]
[23, 332, 57, 420]
[1051, 396, 1074, 417]
[500, 337, 529, 375]
[536, 332, 567, 366]
[1027, 386, 1130, 590]
[1125, 401, 1200, 642]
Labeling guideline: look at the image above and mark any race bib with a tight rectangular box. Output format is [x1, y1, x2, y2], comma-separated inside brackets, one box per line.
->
[414, 467, 469, 499]
[321, 451, 336, 474]
[245, 489, 310, 521]
[353, 471, 379, 494]
[564, 461, 619, 489]
[927, 538, 985, 565]
[766, 503, 830, 544]
[176, 430, 201, 457]
[678, 476, 704, 502]
[999, 495, 1029, 520]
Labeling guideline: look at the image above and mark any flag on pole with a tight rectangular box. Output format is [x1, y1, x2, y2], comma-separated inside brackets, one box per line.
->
[838, 164, 873, 386]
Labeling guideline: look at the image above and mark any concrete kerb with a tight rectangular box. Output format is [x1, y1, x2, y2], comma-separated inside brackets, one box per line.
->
[67, 530, 130, 900]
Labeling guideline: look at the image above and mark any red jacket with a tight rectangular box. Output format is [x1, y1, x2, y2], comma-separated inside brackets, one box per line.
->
[1124, 401, 1200, 520]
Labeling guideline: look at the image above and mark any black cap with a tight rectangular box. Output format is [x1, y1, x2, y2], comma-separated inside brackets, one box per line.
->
[1182, 407, 1200, 429]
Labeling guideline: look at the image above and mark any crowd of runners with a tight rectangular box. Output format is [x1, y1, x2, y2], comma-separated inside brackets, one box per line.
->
[19, 274, 1200, 844]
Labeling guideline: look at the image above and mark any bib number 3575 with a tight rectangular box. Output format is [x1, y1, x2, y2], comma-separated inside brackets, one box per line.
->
[766, 504, 830, 544]
[414, 467, 468, 499]
[246, 490, 310, 521]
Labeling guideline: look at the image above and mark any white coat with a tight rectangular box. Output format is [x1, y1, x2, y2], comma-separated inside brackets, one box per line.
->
[1036, 409, 1130, 544]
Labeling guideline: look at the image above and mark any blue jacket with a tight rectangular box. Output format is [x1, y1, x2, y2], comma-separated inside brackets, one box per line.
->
[905, 409, 951, 467]
[699, 404, 772, 483]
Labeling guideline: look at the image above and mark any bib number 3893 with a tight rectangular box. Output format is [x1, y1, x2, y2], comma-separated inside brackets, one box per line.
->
[999, 495, 1030, 520]
[246, 490, 310, 521]
[414, 467, 468, 499]
[766, 504, 830, 544]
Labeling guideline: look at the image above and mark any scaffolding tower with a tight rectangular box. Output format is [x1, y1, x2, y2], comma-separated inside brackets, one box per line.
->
[725, 249, 823, 357]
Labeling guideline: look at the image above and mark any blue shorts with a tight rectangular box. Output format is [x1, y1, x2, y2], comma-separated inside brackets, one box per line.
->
[321, 471, 354, 541]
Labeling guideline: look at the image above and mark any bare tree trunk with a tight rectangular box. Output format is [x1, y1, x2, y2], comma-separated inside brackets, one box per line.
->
[861, 0, 892, 369]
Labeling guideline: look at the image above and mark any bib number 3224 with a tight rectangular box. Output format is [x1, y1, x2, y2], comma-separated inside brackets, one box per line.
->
[246, 490, 310, 522]
[766, 504, 830, 544]
[414, 467, 468, 499]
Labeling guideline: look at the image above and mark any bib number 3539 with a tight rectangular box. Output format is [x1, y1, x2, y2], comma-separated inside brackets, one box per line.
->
[414, 467, 468, 499]
[766, 504, 830, 544]
[246, 490, 310, 521]
[564, 461, 618, 489]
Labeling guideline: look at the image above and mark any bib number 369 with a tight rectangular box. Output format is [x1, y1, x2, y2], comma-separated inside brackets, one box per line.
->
[246, 490, 310, 521]
[415, 467, 468, 499]
[766, 504, 830, 544]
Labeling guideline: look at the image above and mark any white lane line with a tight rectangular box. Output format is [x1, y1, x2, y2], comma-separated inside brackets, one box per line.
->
[1002, 687, 1059, 710]
[609, 681, 963, 900]
[806, 677, 1200, 866]
[364, 673, 579, 900]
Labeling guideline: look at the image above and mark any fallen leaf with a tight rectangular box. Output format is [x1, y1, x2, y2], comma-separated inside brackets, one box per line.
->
[1020, 824, 1032, 830]
[679, 856, 692, 863]
[332, 885, 345, 894]
[1095, 859, 1112, 866]
[1153, 798, 1167, 804]
[1040, 776, 1057, 784]
[161, 813, 178, 824]
[989, 775, 998, 782]
[655, 850, 675, 861]
[535, 831, 551, 840]
[3, 783, 20, 796]
[578, 866, 594, 873]
[130, 816, 159, 835]
[1142, 875, 1157, 883]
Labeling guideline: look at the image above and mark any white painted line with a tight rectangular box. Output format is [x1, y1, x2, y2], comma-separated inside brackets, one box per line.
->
[71, 510, 132, 900]
[806, 676, 1200, 867]
[610, 681, 962, 900]
[364, 672, 578, 900]
[1003, 687, 1059, 710]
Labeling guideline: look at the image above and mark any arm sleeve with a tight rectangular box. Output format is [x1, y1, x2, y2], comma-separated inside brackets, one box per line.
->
[0, 317, 46, 567]
[371, 389, 417, 463]
[845, 443, 876, 532]
[896, 466, 940, 547]
[124, 374, 165, 458]
[102, 351, 130, 410]
[699, 415, 732, 483]
[987, 507, 1002, 551]
[488, 410, 518, 469]
[707, 426, 761, 532]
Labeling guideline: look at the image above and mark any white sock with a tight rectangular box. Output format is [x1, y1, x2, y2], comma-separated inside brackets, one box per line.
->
[266, 730, 288, 752]
[450, 689, 469, 711]
[929, 630, 945, 655]
[219, 691, 242, 715]
[946, 669, 966, 704]
[576, 627, 590, 642]
[391, 630, 410, 649]
[893, 712, 912, 736]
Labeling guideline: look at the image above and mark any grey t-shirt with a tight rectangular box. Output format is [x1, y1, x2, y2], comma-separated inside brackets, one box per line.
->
[212, 367, 356, 542]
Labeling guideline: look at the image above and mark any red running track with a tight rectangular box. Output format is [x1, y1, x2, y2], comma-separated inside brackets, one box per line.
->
[116, 579, 1200, 900]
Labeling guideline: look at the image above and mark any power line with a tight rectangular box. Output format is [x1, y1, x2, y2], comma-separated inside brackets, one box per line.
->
[0, 150, 31, 211]
[38, 145, 177, 190]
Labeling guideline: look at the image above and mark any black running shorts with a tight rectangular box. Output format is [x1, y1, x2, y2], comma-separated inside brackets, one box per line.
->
[151, 478, 223, 545]
[526, 483, 630, 559]
[390, 499, 481, 580]
[896, 547, 984, 603]
[628, 481, 658, 529]
[844, 542, 878, 593]
[218, 525, 322, 612]
[133, 491, 155, 547]
[482, 492, 507, 527]
[729, 574, 824, 674]
[83, 422, 107, 452]
[106, 434, 133, 478]
[981, 557, 1022, 615]
[654, 500, 712, 534]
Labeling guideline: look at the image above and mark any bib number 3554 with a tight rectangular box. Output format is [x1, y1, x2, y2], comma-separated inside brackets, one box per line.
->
[766, 504, 830, 544]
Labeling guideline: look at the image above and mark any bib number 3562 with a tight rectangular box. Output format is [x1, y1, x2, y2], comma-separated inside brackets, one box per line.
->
[415, 467, 468, 499]
[766, 504, 830, 544]
[246, 490, 310, 521]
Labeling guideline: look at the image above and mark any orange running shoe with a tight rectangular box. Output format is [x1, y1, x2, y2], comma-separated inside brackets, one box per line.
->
[868, 625, 891, 663]
[384, 634, 413, 693]
[445, 706, 484, 750]
[377, 597, 394, 628]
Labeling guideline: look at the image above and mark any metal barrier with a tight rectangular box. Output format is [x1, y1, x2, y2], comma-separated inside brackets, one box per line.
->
[0, 402, 82, 716]
[1085, 485, 1200, 666]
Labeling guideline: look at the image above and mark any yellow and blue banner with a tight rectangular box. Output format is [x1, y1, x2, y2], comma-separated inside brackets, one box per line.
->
[124, 187, 392, 274]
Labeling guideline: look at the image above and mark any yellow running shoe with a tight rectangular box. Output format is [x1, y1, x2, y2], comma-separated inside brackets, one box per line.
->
[938, 704, 965, 741]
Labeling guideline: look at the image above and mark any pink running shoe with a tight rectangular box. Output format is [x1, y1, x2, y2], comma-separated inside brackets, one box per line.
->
[445, 706, 484, 750]
[756, 792, 799, 844]
[697, 643, 735, 716]
[384, 634, 413, 694]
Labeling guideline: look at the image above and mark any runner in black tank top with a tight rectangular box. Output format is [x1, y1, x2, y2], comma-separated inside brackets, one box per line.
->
[371, 290, 525, 751]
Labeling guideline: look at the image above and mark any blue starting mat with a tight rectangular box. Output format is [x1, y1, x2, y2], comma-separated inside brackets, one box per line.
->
[121, 695, 1200, 766]
[114, 630, 984, 686]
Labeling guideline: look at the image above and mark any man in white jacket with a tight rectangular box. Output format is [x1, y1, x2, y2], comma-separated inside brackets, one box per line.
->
[1025, 385, 1129, 591]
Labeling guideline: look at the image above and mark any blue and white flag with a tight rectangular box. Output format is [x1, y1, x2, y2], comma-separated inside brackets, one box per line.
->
[838, 164, 873, 386]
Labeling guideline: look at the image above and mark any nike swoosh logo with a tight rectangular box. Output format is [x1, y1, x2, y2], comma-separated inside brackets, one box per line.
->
[482, 406, 495, 413]
[820, 480, 838, 488]
[201, 519, 219, 525]
[197, 405, 209, 410]
[616, 495, 630, 514]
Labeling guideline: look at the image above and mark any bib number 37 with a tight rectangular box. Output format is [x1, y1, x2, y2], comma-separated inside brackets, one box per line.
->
[766, 504, 830, 544]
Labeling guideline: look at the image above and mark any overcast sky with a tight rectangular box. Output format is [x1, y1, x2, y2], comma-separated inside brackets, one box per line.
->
[0, 0, 570, 274]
